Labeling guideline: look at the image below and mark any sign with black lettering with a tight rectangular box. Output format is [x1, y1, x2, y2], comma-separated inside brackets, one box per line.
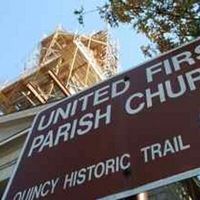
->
[3, 38, 200, 200]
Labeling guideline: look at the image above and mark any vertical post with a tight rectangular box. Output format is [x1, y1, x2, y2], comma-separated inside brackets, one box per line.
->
[84, 34, 93, 85]
[66, 44, 79, 87]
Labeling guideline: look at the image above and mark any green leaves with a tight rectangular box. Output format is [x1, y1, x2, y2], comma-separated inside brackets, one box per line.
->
[74, 6, 84, 25]
[74, 0, 200, 56]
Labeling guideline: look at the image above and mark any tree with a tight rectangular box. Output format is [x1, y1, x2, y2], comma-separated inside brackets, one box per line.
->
[74, 0, 200, 57]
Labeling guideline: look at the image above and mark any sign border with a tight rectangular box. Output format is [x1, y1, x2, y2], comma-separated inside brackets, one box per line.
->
[99, 168, 200, 199]
[2, 36, 200, 200]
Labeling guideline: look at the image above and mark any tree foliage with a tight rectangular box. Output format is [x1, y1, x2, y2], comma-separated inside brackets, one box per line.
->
[74, 0, 200, 56]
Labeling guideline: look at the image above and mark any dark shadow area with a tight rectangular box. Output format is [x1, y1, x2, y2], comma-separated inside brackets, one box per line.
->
[0, 179, 8, 199]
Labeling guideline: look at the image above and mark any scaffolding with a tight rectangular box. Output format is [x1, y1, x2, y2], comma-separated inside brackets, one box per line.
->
[0, 28, 118, 115]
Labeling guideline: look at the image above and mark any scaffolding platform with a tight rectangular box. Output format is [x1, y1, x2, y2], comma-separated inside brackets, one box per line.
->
[0, 28, 118, 115]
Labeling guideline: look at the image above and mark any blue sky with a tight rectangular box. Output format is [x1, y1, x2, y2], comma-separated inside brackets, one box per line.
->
[0, 0, 149, 84]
